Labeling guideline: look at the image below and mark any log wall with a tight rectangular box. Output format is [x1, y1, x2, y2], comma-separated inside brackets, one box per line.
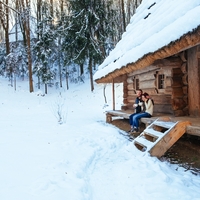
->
[122, 56, 188, 116]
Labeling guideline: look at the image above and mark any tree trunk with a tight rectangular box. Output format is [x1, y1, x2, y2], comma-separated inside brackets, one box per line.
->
[80, 63, 84, 75]
[24, 0, 34, 92]
[38, 76, 40, 89]
[89, 57, 94, 91]
[58, 37, 62, 87]
[4, 0, 10, 55]
[45, 83, 47, 94]
[50, 0, 53, 19]
[121, 0, 126, 32]
[26, 23, 34, 92]
[65, 66, 69, 90]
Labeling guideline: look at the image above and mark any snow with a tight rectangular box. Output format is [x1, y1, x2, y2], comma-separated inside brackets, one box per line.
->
[93, 0, 200, 81]
[0, 77, 200, 200]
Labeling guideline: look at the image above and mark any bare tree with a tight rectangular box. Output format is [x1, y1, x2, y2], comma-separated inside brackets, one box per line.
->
[20, 0, 33, 92]
[0, 0, 10, 55]
[0, 0, 34, 92]
[121, 0, 126, 32]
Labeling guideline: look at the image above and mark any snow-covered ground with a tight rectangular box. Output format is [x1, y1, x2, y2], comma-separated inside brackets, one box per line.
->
[0, 77, 200, 200]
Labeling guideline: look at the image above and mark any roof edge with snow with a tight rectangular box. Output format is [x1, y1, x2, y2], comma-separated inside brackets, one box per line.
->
[95, 25, 200, 84]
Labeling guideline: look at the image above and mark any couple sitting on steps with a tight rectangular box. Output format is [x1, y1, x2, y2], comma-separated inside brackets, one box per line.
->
[129, 89, 154, 133]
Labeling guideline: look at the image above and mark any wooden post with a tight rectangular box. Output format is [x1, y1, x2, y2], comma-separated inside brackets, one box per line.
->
[187, 46, 200, 116]
[112, 79, 115, 110]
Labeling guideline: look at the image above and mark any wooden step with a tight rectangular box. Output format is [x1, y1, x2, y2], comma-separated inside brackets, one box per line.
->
[134, 136, 153, 152]
[149, 120, 191, 157]
[134, 135, 154, 147]
[153, 121, 177, 129]
[133, 117, 191, 157]
[144, 128, 164, 138]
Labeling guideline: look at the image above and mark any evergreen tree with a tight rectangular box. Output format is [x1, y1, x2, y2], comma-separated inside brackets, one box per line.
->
[33, 2, 56, 94]
[62, 0, 117, 91]
[54, 9, 70, 88]
[0, 45, 6, 76]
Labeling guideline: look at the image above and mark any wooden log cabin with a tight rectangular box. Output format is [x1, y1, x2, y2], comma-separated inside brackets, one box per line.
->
[123, 50, 199, 117]
[93, 0, 200, 136]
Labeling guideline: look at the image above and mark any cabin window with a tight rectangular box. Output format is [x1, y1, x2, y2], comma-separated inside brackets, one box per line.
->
[158, 74, 165, 89]
[135, 78, 139, 90]
[133, 78, 140, 90]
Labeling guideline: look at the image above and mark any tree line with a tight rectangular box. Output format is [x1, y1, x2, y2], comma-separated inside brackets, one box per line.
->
[0, 0, 142, 93]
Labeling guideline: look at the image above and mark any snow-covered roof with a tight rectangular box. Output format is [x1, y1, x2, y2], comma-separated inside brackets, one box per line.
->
[9, 17, 37, 42]
[94, 0, 200, 83]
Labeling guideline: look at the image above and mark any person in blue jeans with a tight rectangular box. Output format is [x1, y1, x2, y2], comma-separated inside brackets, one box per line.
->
[133, 89, 143, 114]
[129, 89, 143, 131]
[129, 92, 154, 133]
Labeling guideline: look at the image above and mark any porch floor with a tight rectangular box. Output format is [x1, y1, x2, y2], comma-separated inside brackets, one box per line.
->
[106, 109, 200, 137]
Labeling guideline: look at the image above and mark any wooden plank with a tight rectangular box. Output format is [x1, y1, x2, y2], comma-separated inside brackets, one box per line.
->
[182, 86, 188, 95]
[113, 74, 127, 83]
[172, 68, 182, 75]
[165, 87, 172, 94]
[128, 65, 158, 77]
[174, 110, 184, 116]
[127, 77, 134, 84]
[180, 51, 187, 62]
[165, 77, 172, 87]
[187, 46, 200, 116]
[127, 95, 136, 103]
[140, 88, 158, 95]
[112, 80, 115, 110]
[159, 68, 172, 77]
[128, 91, 136, 96]
[172, 87, 183, 98]
[127, 83, 134, 90]
[181, 63, 187, 74]
[150, 95, 171, 105]
[106, 110, 132, 120]
[149, 121, 191, 157]
[138, 71, 156, 80]
[153, 104, 173, 114]
[172, 98, 186, 110]
[106, 113, 112, 123]
[155, 57, 182, 67]
[140, 79, 156, 89]
[144, 129, 163, 138]
[186, 125, 200, 136]
[188, 47, 200, 116]
[183, 95, 188, 104]
[172, 76, 183, 87]
[182, 74, 188, 85]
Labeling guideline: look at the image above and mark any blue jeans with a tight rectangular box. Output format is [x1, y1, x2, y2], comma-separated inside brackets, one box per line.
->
[130, 112, 151, 128]
[129, 113, 136, 126]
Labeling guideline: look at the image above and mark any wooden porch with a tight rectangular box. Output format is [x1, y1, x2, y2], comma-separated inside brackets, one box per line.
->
[106, 110, 200, 137]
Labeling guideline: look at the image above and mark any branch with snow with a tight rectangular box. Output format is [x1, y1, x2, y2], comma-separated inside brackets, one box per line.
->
[51, 92, 67, 124]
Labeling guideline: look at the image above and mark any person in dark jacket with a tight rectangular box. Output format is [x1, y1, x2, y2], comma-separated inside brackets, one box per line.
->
[129, 89, 143, 132]
[130, 93, 154, 133]
[134, 89, 143, 113]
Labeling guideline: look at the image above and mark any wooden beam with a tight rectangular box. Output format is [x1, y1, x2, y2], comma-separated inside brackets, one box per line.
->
[187, 46, 200, 116]
[112, 79, 115, 110]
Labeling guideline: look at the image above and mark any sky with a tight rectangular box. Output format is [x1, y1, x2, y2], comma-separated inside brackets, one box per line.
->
[0, 77, 200, 200]
[93, 0, 200, 81]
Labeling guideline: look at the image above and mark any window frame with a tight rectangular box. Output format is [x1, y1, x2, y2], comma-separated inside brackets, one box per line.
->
[133, 76, 140, 93]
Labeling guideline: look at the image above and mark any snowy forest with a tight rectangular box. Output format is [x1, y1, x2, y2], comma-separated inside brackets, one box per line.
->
[0, 0, 142, 93]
